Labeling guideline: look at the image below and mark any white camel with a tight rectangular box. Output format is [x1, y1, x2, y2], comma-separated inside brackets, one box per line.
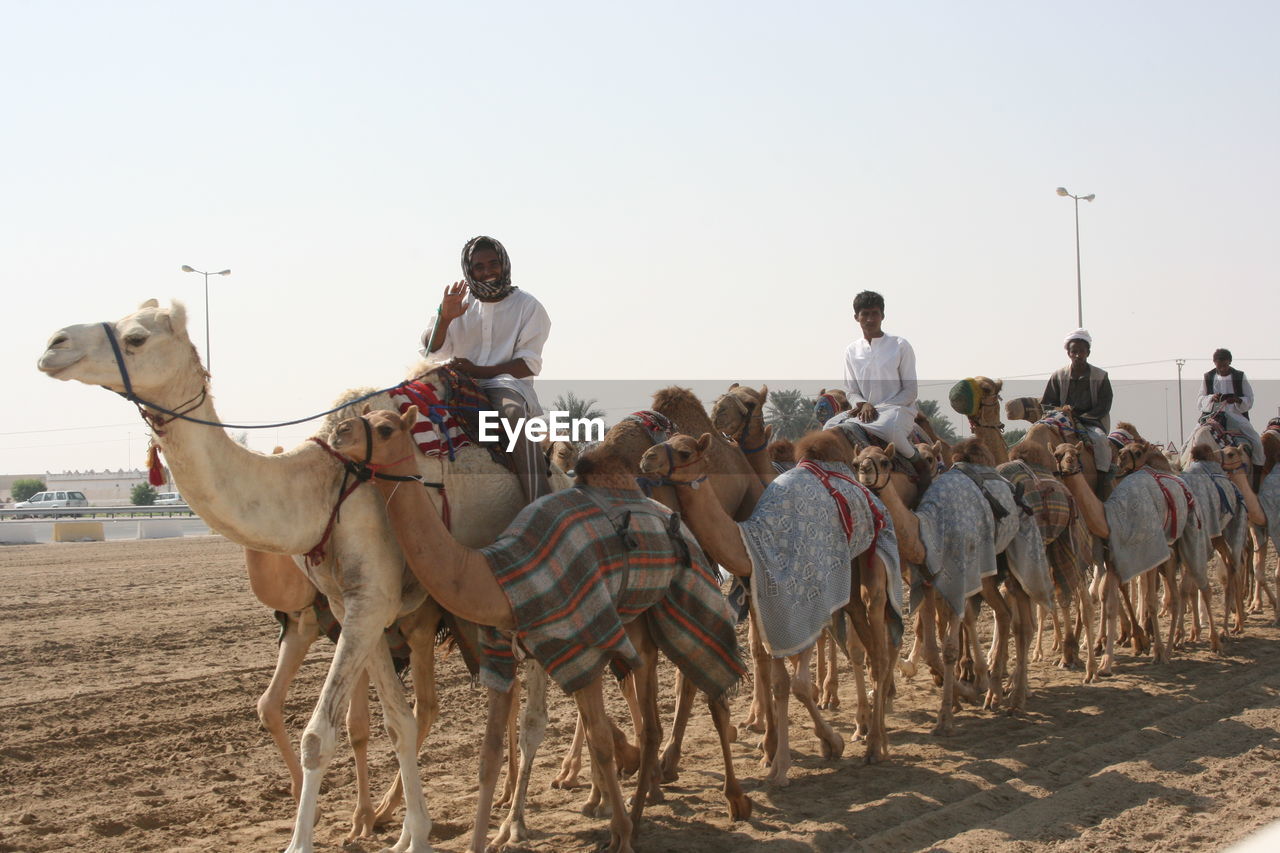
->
[37, 299, 561, 853]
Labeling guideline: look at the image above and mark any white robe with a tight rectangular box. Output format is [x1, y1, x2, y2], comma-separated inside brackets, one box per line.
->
[1198, 372, 1263, 465]
[843, 334, 920, 457]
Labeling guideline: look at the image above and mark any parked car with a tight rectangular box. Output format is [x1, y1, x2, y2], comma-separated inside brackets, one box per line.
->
[153, 492, 184, 506]
[15, 490, 89, 517]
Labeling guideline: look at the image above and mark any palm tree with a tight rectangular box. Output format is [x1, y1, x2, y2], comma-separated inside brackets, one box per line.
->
[551, 391, 606, 423]
[1003, 427, 1027, 448]
[765, 388, 820, 441]
[916, 399, 961, 444]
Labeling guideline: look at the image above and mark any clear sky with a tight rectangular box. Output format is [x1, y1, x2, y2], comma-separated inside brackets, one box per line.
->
[4, 2, 1278, 476]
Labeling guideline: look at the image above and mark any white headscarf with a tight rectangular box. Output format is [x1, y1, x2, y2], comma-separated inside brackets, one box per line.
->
[1064, 328, 1092, 347]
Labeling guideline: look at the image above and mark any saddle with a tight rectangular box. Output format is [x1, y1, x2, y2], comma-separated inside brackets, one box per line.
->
[826, 416, 924, 481]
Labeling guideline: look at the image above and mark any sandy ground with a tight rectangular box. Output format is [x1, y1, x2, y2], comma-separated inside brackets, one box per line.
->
[3, 536, 1280, 852]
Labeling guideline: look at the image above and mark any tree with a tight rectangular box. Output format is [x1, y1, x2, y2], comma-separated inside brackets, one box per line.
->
[11, 479, 46, 503]
[916, 399, 961, 444]
[765, 389, 820, 441]
[551, 391, 606, 424]
[131, 483, 157, 506]
[1003, 428, 1027, 448]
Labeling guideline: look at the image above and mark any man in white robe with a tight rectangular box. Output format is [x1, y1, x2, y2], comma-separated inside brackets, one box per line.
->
[1198, 348, 1264, 467]
[843, 290, 932, 482]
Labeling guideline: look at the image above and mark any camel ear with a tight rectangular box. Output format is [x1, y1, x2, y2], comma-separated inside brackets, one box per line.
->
[167, 301, 188, 336]
[361, 403, 372, 415]
[759, 384, 769, 403]
[271, 446, 285, 455]
[729, 382, 740, 390]
[696, 432, 713, 453]
[993, 379, 1003, 393]
[140, 298, 159, 309]
[884, 443, 898, 460]
[402, 405, 419, 429]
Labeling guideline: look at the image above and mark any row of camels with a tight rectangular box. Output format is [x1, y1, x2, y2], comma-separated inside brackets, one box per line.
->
[37, 299, 1280, 853]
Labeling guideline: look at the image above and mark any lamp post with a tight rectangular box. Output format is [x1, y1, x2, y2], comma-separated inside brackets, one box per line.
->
[180, 265, 231, 371]
[1056, 187, 1095, 327]
[1175, 358, 1186, 446]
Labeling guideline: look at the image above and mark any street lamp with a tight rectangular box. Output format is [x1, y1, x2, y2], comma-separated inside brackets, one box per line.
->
[180, 265, 231, 371]
[1056, 187, 1095, 327]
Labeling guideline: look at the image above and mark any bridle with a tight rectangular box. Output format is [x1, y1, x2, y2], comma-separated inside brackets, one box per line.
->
[636, 443, 709, 494]
[715, 393, 768, 454]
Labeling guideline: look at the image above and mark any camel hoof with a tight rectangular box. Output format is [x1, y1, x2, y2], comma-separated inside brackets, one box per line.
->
[739, 717, 766, 734]
[551, 772, 582, 790]
[898, 659, 917, 680]
[727, 794, 753, 821]
[931, 721, 957, 737]
[821, 731, 845, 760]
[765, 763, 792, 787]
[346, 806, 377, 841]
[580, 797, 608, 819]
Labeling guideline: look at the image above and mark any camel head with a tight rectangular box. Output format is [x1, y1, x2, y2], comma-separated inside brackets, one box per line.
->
[1004, 396, 1044, 423]
[38, 299, 206, 400]
[711, 383, 768, 446]
[854, 444, 895, 492]
[915, 442, 940, 475]
[1220, 444, 1249, 474]
[814, 388, 850, 422]
[964, 376, 1004, 428]
[639, 433, 712, 484]
[1114, 439, 1156, 479]
[331, 405, 420, 467]
[544, 439, 579, 474]
[1052, 443, 1083, 477]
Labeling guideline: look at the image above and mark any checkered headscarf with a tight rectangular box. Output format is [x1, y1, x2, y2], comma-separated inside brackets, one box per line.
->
[462, 235, 514, 301]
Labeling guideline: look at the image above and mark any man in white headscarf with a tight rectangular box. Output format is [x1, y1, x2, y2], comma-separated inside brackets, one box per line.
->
[1041, 329, 1113, 486]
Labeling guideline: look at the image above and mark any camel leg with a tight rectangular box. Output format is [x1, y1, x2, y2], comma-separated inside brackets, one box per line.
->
[494, 664, 550, 850]
[740, 610, 771, 734]
[934, 600, 963, 737]
[257, 608, 320, 805]
[1074, 565, 1098, 684]
[763, 657, 793, 786]
[574, 679, 634, 853]
[790, 647, 845, 764]
[1097, 571, 1117, 677]
[1145, 568, 1167, 664]
[659, 670, 697, 783]
[849, 554, 894, 763]
[552, 712, 586, 789]
[846, 634, 870, 742]
[1176, 569, 1195, 649]
[1114, 570, 1147, 655]
[374, 604, 442, 825]
[364, 637, 433, 853]
[1162, 561, 1181, 662]
[345, 669, 376, 840]
[286, 619, 403, 853]
[468, 685, 515, 853]
[979, 577, 1011, 710]
[911, 594, 945, 686]
[1200, 582, 1223, 653]
[498, 677, 521, 808]
[706, 692, 752, 820]
[1003, 575, 1033, 712]
[622, 623, 661, 837]
[817, 627, 841, 710]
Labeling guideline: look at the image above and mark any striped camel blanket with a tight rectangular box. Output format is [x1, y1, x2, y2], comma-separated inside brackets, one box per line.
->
[1260, 466, 1280, 553]
[737, 461, 903, 657]
[1104, 469, 1208, 585]
[477, 486, 744, 699]
[912, 466, 1052, 616]
[997, 460, 1073, 547]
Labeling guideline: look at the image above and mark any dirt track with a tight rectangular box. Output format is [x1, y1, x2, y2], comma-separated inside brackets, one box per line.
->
[3, 535, 1280, 852]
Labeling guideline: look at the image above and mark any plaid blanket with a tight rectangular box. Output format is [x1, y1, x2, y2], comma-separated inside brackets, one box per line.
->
[1181, 461, 1245, 588]
[912, 466, 1052, 616]
[738, 461, 904, 657]
[477, 486, 744, 699]
[998, 460, 1073, 546]
[1104, 470, 1208, 584]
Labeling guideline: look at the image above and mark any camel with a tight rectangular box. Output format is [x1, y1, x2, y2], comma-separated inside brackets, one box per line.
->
[37, 299, 572, 853]
[1053, 442, 1212, 671]
[639, 430, 900, 772]
[854, 439, 1050, 732]
[1004, 394, 1102, 495]
[39, 300, 442, 853]
[331, 406, 747, 853]
[712, 383, 775, 484]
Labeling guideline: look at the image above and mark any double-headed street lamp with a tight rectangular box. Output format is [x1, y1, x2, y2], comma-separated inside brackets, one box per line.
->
[180, 265, 231, 372]
[1056, 187, 1095, 327]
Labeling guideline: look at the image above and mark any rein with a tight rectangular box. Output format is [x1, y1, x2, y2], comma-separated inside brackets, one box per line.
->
[715, 394, 768, 454]
[636, 444, 709, 495]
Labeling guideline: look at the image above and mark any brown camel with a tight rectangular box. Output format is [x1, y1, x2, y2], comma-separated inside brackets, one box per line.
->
[331, 407, 748, 853]
[639, 430, 899, 770]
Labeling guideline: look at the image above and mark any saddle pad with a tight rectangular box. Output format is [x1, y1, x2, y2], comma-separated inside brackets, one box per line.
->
[478, 486, 744, 700]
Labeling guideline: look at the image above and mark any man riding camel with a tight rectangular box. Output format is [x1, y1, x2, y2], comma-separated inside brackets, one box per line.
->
[1197, 347, 1264, 469]
[1041, 328, 1114, 493]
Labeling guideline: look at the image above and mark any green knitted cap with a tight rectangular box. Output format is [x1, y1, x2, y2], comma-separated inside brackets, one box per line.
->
[948, 378, 981, 417]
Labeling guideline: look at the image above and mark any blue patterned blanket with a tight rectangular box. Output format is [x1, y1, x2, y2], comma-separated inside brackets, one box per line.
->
[738, 461, 903, 657]
[1181, 461, 1246, 588]
[1104, 470, 1208, 584]
[1260, 466, 1280, 552]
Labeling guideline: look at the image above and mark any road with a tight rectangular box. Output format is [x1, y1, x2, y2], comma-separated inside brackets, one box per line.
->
[0, 516, 212, 543]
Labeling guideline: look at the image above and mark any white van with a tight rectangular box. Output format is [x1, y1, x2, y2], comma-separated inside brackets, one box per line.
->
[15, 490, 89, 516]
[154, 492, 184, 506]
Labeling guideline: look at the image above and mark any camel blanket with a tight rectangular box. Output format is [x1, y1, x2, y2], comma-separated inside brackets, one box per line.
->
[478, 486, 744, 699]
[997, 460, 1073, 547]
[1103, 470, 1208, 585]
[737, 461, 904, 657]
[912, 466, 1052, 616]
[1260, 466, 1280, 552]
[1182, 461, 1248, 571]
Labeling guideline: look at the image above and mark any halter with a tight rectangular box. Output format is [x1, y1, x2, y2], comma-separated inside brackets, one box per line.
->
[635, 443, 709, 495]
[967, 390, 1005, 434]
[715, 393, 767, 454]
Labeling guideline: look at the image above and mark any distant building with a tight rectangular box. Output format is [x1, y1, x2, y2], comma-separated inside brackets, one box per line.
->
[47, 469, 161, 506]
